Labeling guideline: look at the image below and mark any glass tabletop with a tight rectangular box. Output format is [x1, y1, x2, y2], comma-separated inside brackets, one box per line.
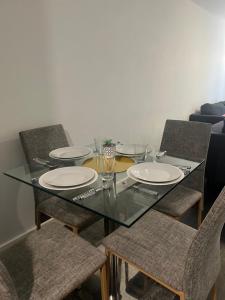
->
[3, 155, 204, 227]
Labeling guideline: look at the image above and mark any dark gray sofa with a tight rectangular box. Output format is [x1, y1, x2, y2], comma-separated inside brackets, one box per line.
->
[190, 101, 225, 125]
[189, 102, 225, 186]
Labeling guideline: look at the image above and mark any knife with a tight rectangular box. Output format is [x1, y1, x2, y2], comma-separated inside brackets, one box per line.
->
[132, 185, 159, 197]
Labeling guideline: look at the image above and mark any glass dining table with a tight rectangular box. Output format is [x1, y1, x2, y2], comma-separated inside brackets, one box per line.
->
[3, 153, 203, 299]
[4, 154, 203, 229]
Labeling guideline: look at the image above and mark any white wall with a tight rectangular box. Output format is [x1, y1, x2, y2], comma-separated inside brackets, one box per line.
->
[46, 0, 225, 146]
[0, 1, 58, 245]
[0, 0, 225, 246]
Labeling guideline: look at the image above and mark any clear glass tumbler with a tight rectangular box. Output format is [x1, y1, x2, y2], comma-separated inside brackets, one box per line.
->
[102, 144, 116, 181]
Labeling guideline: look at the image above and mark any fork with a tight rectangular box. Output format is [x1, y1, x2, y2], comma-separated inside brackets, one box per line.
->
[73, 187, 103, 201]
[33, 158, 58, 169]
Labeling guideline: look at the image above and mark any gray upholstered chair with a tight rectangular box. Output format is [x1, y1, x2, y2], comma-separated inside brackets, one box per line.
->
[154, 120, 211, 228]
[0, 219, 108, 300]
[103, 186, 225, 300]
[123, 120, 212, 292]
[19, 124, 99, 232]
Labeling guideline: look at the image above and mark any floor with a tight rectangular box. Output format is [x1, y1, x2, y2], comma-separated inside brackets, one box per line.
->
[67, 184, 225, 299]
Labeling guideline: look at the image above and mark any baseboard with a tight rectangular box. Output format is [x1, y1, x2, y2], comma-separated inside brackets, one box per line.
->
[0, 219, 53, 251]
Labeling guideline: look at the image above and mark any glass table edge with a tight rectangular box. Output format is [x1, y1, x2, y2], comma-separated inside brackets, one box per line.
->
[3, 158, 205, 228]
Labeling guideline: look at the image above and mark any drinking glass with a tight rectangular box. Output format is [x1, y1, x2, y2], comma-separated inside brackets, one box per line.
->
[102, 156, 115, 180]
[100, 142, 116, 182]
[93, 137, 103, 154]
[135, 144, 152, 163]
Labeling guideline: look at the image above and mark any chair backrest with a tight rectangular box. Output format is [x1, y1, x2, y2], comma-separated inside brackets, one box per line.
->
[160, 120, 211, 162]
[19, 124, 69, 167]
[19, 124, 69, 203]
[183, 187, 225, 300]
[0, 260, 18, 300]
[160, 120, 211, 192]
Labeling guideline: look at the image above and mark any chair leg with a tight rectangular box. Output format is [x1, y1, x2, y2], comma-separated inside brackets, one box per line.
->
[35, 210, 41, 230]
[72, 226, 78, 234]
[125, 261, 129, 286]
[211, 283, 217, 300]
[100, 264, 109, 300]
[106, 252, 111, 292]
[197, 197, 203, 229]
[117, 258, 122, 300]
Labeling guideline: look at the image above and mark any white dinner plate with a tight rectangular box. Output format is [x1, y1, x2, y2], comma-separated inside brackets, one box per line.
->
[127, 164, 184, 186]
[41, 166, 95, 187]
[39, 169, 98, 190]
[130, 162, 181, 183]
[116, 144, 146, 156]
[49, 146, 92, 160]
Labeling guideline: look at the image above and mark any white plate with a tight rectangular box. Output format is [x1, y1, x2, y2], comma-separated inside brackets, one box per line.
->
[130, 162, 181, 183]
[116, 144, 146, 156]
[49, 146, 92, 159]
[39, 170, 98, 190]
[127, 165, 184, 186]
[41, 166, 95, 187]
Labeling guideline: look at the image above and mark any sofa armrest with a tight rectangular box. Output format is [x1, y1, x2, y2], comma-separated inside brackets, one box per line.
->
[189, 113, 224, 124]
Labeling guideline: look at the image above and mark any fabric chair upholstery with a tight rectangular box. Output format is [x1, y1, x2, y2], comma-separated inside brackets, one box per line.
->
[0, 220, 107, 300]
[19, 124, 99, 231]
[19, 124, 69, 168]
[154, 185, 202, 217]
[160, 120, 211, 164]
[155, 120, 211, 220]
[0, 261, 18, 300]
[38, 196, 98, 229]
[104, 210, 197, 292]
[103, 186, 225, 299]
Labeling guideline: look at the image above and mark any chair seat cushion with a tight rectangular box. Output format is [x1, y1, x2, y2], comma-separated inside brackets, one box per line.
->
[0, 220, 106, 300]
[38, 196, 100, 230]
[154, 185, 202, 217]
[103, 210, 197, 291]
[0, 261, 18, 300]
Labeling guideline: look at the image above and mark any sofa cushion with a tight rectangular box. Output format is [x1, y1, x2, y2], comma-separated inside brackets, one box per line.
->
[211, 120, 225, 134]
[212, 121, 224, 133]
[201, 102, 225, 115]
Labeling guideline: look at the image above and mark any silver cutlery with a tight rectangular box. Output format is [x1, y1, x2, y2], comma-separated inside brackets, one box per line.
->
[31, 177, 38, 183]
[132, 184, 159, 197]
[156, 150, 167, 159]
[73, 187, 103, 201]
[33, 158, 58, 169]
[174, 164, 191, 170]
[173, 165, 191, 175]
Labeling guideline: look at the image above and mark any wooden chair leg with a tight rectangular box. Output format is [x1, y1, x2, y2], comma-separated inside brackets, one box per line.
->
[211, 283, 217, 300]
[105, 252, 111, 292]
[100, 263, 109, 300]
[117, 258, 122, 300]
[72, 226, 78, 234]
[125, 261, 129, 286]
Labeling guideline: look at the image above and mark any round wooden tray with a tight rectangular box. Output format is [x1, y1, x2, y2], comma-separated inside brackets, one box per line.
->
[82, 156, 135, 173]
